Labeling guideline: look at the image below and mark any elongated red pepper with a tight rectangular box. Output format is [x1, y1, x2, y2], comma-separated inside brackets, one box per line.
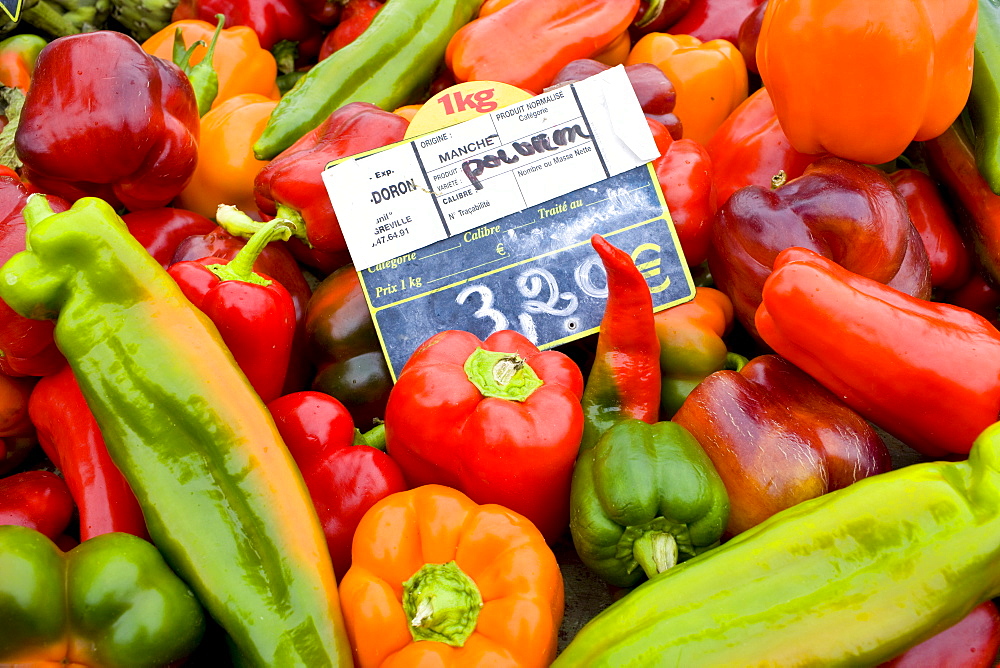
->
[28, 365, 148, 541]
[267, 390, 407, 580]
[169, 220, 297, 404]
[0, 470, 74, 540]
[254, 101, 410, 254]
[756, 247, 1000, 457]
[580, 234, 662, 452]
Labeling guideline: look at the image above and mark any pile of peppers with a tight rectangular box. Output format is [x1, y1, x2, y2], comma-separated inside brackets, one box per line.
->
[2, 0, 1000, 666]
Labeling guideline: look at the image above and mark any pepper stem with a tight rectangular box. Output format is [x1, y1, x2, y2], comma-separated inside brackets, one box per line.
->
[402, 561, 482, 647]
[632, 531, 678, 580]
[464, 347, 543, 402]
[206, 219, 292, 285]
[633, 0, 665, 29]
[22, 193, 55, 234]
[352, 423, 386, 451]
[725, 352, 749, 372]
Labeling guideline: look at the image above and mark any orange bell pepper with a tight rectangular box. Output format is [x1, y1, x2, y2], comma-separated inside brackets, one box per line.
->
[142, 19, 280, 110]
[756, 0, 977, 164]
[338, 484, 564, 668]
[626, 33, 748, 146]
[176, 93, 278, 218]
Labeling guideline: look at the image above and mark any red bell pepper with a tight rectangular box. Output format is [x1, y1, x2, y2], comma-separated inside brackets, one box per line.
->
[669, 0, 766, 44]
[267, 390, 407, 580]
[653, 133, 716, 267]
[0, 166, 68, 378]
[756, 247, 1000, 458]
[122, 207, 219, 269]
[384, 329, 584, 542]
[255, 102, 409, 255]
[0, 470, 74, 541]
[888, 168, 972, 291]
[172, 0, 324, 58]
[299, 0, 340, 24]
[880, 600, 1000, 668]
[631, 0, 693, 38]
[14, 31, 200, 212]
[0, 372, 37, 476]
[169, 220, 297, 404]
[673, 353, 891, 536]
[319, 0, 384, 60]
[706, 86, 820, 205]
[28, 365, 149, 541]
[580, 234, 661, 452]
[709, 155, 932, 341]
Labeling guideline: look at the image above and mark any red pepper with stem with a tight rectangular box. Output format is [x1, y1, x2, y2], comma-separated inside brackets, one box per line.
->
[579, 234, 662, 452]
[172, 0, 324, 59]
[28, 364, 149, 541]
[0, 470, 74, 541]
[169, 219, 297, 404]
[267, 390, 406, 580]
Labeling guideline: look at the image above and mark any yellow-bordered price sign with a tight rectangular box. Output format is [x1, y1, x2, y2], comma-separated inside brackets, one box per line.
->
[1, 0, 23, 23]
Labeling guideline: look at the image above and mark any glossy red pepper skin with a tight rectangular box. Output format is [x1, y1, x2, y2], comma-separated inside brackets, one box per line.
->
[889, 168, 972, 291]
[254, 102, 410, 254]
[709, 155, 932, 341]
[673, 354, 891, 536]
[122, 207, 218, 269]
[385, 329, 584, 542]
[0, 470, 74, 541]
[319, 0, 384, 60]
[172, 0, 324, 57]
[943, 272, 1000, 330]
[653, 134, 716, 266]
[0, 166, 68, 378]
[706, 86, 820, 206]
[880, 600, 1000, 668]
[669, 0, 766, 44]
[736, 0, 767, 73]
[14, 32, 199, 212]
[268, 391, 406, 580]
[630, 0, 693, 38]
[756, 247, 1000, 458]
[28, 365, 148, 541]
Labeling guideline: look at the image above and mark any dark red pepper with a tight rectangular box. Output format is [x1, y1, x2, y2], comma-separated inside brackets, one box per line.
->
[630, 0, 693, 38]
[669, 0, 766, 45]
[736, 0, 767, 74]
[169, 220, 297, 404]
[28, 365, 149, 541]
[267, 390, 407, 580]
[172, 0, 324, 58]
[122, 207, 219, 269]
[319, 0, 384, 60]
[0, 470, 75, 541]
[0, 372, 37, 476]
[254, 101, 410, 254]
[14, 31, 200, 211]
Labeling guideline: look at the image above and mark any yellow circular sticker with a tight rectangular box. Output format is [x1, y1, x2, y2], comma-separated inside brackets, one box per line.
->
[403, 80, 534, 139]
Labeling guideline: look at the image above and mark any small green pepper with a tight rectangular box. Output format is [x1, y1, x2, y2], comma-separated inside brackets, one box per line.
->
[0, 526, 205, 667]
[569, 418, 729, 588]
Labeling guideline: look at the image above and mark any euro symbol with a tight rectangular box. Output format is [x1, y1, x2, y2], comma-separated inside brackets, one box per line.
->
[632, 243, 671, 293]
[496, 242, 506, 256]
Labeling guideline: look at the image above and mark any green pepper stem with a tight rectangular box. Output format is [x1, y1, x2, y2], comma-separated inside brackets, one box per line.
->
[464, 347, 543, 402]
[725, 352, 749, 372]
[402, 561, 482, 647]
[633, 0, 664, 29]
[22, 193, 55, 233]
[185, 14, 224, 116]
[633, 531, 678, 580]
[206, 219, 292, 285]
[353, 423, 386, 451]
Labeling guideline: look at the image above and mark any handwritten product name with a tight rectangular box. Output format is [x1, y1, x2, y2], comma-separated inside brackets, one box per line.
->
[459, 125, 592, 190]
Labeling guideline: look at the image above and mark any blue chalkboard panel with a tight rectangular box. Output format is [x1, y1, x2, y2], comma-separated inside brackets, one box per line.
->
[358, 164, 694, 379]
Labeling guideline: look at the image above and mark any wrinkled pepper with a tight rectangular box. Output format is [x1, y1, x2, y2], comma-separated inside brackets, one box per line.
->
[554, 418, 1000, 666]
[255, 101, 409, 254]
[969, 0, 1000, 196]
[0, 525, 206, 667]
[654, 286, 741, 419]
[0, 470, 74, 540]
[756, 0, 977, 164]
[673, 354, 892, 536]
[29, 364, 149, 541]
[709, 155, 932, 340]
[255, 0, 482, 159]
[338, 484, 564, 667]
[268, 390, 407, 580]
[0, 33, 46, 92]
[756, 247, 1000, 458]
[385, 329, 584, 543]
[14, 31, 200, 211]
[625, 32, 748, 146]
[0, 195, 352, 665]
[569, 418, 729, 588]
[669, 0, 765, 44]
[580, 234, 662, 452]
[446, 0, 639, 94]
[304, 264, 393, 430]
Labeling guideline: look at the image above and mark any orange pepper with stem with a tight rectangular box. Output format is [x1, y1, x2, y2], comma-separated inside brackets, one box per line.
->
[142, 19, 280, 110]
[626, 33, 748, 146]
[175, 93, 278, 218]
[338, 484, 564, 668]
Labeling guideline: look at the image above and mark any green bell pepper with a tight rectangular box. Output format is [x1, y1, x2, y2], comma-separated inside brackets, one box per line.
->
[968, 0, 1000, 195]
[253, 0, 484, 159]
[569, 418, 729, 588]
[0, 525, 204, 667]
[555, 420, 1000, 666]
[0, 196, 352, 667]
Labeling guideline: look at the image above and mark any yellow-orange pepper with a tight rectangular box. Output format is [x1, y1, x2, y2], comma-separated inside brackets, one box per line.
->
[626, 33, 748, 146]
[338, 484, 564, 668]
[756, 0, 977, 164]
[175, 93, 278, 218]
[142, 20, 280, 109]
